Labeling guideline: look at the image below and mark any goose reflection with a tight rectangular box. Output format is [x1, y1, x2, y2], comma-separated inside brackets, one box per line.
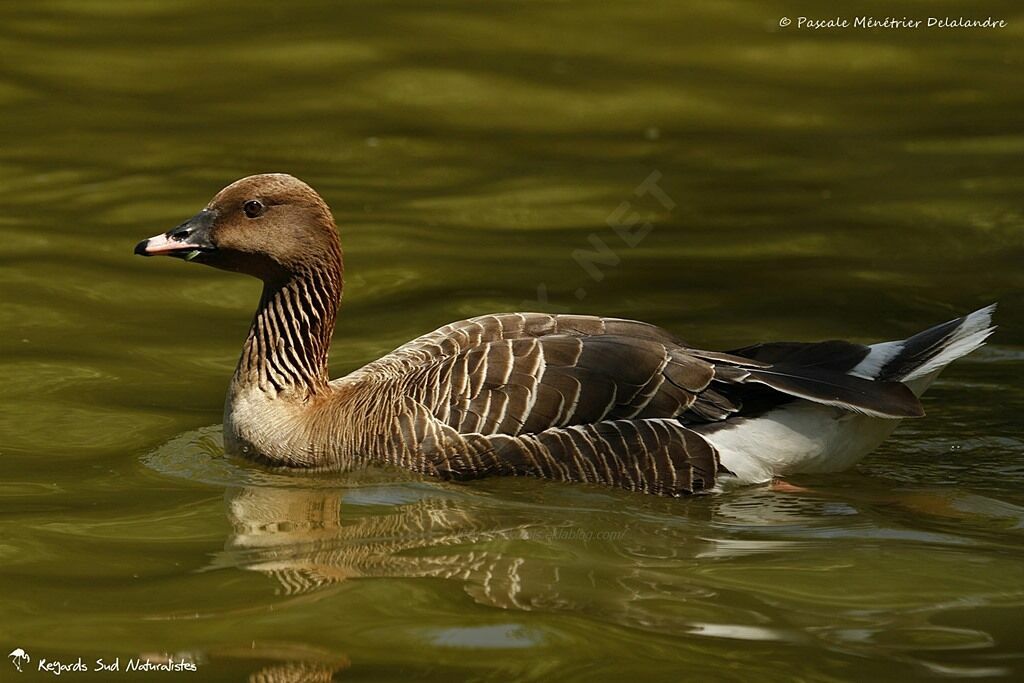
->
[142, 642, 348, 683]
[207, 479, 828, 629]
[247, 661, 337, 683]
[210, 475, 1024, 615]
[214, 484, 575, 608]
[217, 483, 544, 606]
[217, 643, 349, 683]
[145, 428, 1024, 679]
[151, 426, 785, 616]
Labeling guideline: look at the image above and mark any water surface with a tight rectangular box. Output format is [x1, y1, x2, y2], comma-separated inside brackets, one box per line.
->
[1, 0, 1023, 680]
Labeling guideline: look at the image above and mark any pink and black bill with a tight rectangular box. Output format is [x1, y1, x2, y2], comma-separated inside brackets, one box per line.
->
[134, 209, 217, 259]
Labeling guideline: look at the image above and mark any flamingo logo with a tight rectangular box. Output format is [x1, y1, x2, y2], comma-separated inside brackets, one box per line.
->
[8, 648, 30, 672]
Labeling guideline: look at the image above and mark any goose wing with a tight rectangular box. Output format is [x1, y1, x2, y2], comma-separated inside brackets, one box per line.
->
[356, 313, 733, 433]
[358, 312, 923, 434]
[346, 312, 922, 495]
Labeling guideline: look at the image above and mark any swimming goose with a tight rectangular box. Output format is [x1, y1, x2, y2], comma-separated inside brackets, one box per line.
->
[135, 174, 996, 496]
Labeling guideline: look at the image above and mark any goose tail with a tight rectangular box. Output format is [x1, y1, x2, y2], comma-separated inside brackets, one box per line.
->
[852, 304, 997, 387]
[703, 305, 997, 486]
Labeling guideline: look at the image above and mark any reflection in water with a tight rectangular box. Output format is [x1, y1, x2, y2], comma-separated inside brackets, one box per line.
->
[193, 436, 837, 626]
[219, 486, 542, 605]
[218, 643, 349, 683]
[248, 662, 337, 683]
[215, 477, 1024, 625]
[215, 481, 783, 634]
[143, 644, 349, 683]
[142, 426, 1024, 678]
[3, 0, 1022, 677]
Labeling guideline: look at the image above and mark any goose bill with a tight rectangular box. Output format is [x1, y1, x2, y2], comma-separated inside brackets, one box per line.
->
[134, 210, 217, 259]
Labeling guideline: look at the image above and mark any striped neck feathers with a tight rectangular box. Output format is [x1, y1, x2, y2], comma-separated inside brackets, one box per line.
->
[237, 262, 342, 398]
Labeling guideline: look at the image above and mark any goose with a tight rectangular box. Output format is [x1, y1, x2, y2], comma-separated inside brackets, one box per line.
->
[135, 174, 996, 496]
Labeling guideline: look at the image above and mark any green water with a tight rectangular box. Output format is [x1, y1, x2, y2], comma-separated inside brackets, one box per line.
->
[2, 1, 1023, 680]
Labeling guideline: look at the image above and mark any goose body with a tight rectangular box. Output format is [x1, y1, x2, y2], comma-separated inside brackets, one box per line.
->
[136, 174, 996, 496]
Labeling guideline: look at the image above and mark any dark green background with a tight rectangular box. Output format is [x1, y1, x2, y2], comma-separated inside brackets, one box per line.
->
[1, 1, 1022, 680]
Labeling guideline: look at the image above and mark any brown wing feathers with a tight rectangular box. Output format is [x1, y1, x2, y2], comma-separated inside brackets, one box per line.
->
[432, 419, 720, 497]
[439, 332, 721, 435]
[366, 312, 922, 496]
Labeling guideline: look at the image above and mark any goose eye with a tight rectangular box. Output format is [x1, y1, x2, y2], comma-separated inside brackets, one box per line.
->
[243, 200, 265, 219]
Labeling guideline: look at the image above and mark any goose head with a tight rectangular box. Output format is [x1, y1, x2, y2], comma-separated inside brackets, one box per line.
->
[135, 173, 342, 283]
